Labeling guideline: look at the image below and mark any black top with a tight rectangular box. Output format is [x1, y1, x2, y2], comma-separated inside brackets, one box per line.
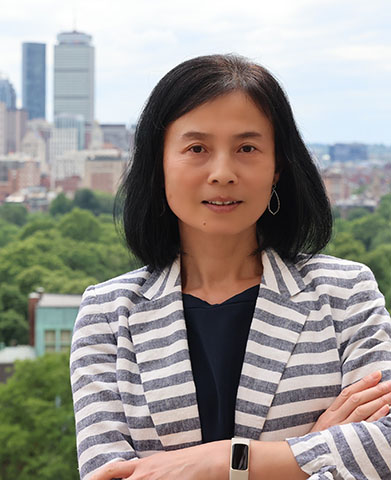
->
[183, 285, 259, 443]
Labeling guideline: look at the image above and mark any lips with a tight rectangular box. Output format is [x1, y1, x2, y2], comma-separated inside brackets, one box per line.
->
[201, 197, 243, 213]
[202, 197, 242, 206]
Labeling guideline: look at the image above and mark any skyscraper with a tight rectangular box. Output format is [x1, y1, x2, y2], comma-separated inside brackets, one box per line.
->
[22, 43, 46, 119]
[0, 75, 16, 110]
[54, 31, 95, 126]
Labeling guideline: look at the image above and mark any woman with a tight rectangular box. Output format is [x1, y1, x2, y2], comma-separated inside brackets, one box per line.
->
[70, 54, 391, 480]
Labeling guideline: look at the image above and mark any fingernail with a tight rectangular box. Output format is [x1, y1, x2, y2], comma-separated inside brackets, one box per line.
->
[371, 371, 381, 379]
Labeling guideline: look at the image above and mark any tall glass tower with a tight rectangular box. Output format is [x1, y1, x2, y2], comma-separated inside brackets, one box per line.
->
[0, 74, 16, 110]
[54, 31, 95, 126]
[22, 43, 46, 119]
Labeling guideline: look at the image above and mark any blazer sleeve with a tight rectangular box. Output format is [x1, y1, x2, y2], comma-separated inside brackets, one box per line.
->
[70, 286, 137, 480]
[287, 264, 391, 480]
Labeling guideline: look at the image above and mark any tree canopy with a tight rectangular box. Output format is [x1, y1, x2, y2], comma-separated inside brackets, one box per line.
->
[0, 191, 140, 346]
[0, 352, 79, 480]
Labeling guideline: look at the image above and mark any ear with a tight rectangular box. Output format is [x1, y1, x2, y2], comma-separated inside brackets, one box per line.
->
[273, 171, 280, 185]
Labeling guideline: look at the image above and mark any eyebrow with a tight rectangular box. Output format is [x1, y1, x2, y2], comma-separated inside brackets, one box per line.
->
[180, 131, 263, 140]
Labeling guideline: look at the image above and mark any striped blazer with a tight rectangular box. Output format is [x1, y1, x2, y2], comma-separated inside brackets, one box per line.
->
[70, 249, 391, 480]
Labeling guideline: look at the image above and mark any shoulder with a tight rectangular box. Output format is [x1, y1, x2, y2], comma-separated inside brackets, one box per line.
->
[74, 264, 159, 336]
[292, 252, 376, 291]
[78, 264, 156, 314]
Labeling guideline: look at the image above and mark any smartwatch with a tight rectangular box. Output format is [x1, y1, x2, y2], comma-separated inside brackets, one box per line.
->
[230, 437, 250, 480]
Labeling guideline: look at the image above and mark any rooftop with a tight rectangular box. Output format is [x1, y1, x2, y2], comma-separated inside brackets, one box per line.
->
[0, 345, 36, 364]
[38, 293, 82, 308]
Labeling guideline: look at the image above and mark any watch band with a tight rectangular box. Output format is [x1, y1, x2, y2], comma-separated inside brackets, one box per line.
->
[229, 437, 250, 480]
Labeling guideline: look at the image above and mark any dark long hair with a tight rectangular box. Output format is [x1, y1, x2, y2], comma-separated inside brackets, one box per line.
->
[116, 54, 332, 269]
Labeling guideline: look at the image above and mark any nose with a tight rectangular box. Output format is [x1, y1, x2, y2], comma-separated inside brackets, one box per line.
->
[207, 153, 238, 185]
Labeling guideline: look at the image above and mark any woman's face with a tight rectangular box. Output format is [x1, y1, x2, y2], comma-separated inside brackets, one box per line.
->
[163, 91, 279, 240]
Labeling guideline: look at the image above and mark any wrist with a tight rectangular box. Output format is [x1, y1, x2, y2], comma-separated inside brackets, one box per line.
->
[209, 440, 230, 480]
[230, 437, 251, 480]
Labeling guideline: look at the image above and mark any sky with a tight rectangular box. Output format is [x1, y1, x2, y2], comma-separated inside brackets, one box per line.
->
[1, 0, 390, 144]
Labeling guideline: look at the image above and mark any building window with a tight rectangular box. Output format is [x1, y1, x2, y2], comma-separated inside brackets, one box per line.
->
[44, 329, 56, 352]
[60, 329, 72, 352]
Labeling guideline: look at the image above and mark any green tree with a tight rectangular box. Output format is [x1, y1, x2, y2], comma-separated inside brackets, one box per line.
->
[49, 193, 73, 216]
[15, 265, 54, 295]
[18, 217, 56, 240]
[58, 208, 101, 242]
[0, 284, 27, 317]
[324, 232, 366, 262]
[95, 191, 115, 215]
[0, 310, 29, 345]
[350, 214, 387, 250]
[73, 188, 100, 214]
[377, 194, 391, 221]
[0, 203, 28, 226]
[346, 207, 371, 221]
[0, 219, 19, 247]
[371, 227, 391, 250]
[0, 352, 79, 480]
[365, 244, 391, 310]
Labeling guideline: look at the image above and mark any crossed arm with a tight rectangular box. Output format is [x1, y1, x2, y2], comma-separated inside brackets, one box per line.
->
[89, 371, 391, 480]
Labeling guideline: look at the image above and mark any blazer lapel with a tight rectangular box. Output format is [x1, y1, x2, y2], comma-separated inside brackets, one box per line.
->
[234, 249, 310, 439]
[128, 258, 202, 450]
[128, 249, 310, 447]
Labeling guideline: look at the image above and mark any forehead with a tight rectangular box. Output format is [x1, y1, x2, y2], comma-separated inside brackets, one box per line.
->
[165, 91, 273, 139]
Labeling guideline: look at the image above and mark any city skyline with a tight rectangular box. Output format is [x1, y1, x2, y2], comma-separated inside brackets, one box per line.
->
[1, 0, 390, 144]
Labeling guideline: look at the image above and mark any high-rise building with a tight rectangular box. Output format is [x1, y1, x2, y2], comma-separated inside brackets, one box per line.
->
[6, 109, 28, 153]
[54, 113, 85, 149]
[329, 143, 368, 163]
[54, 31, 95, 126]
[101, 124, 131, 151]
[0, 75, 16, 110]
[0, 103, 6, 155]
[22, 43, 46, 120]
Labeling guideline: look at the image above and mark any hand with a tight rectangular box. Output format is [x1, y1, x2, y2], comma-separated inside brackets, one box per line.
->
[89, 460, 135, 480]
[311, 371, 391, 432]
[89, 441, 230, 480]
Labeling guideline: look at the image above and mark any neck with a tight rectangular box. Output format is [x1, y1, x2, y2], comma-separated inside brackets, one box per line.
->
[179, 225, 262, 303]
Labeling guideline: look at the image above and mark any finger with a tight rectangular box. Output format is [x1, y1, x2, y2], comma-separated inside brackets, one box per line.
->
[345, 391, 391, 423]
[331, 380, 391, 423]
[89, 460, 137, 480]
[367, 404, 390, 422]
[329, 371, 382, 412]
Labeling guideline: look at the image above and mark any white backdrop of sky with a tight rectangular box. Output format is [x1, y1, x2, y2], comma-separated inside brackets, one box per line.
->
[1, 0, 390, 144]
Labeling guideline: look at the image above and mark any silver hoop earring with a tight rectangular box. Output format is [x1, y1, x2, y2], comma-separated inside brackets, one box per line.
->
[268, 184, 280, 215]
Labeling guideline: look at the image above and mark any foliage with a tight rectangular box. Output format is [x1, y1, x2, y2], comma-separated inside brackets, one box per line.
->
[0, 203, 28, 226]
[0, 219, 18, 247]
[58, 208, 101, 242]
[0, 204, 138, 346]
[49, 193, 73, 216]
[50, 188, 117, 218]
[18, 217, 56, 240]
[0, 352, 79, 480]
[325, 195, 391, 310]
[346, 207, 371, 221]
[377, 194, 391, 221]
[0, 310, 29, 345]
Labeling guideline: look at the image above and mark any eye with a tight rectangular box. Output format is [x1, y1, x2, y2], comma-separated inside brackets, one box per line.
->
[189, 145, 205, 154]
[239, 145, 256, 153]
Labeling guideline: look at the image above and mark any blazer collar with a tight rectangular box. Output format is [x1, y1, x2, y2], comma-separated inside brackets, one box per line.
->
[139, 248, 307, 302]
[140, 257, 182, 300]
[261, 249, 306, 297]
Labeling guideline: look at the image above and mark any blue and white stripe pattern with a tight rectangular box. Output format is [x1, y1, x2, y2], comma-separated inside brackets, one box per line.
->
[70, 249, 391, 479]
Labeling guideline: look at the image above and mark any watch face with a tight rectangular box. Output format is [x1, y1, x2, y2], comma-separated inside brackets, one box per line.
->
[232, 443, 249, 470]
